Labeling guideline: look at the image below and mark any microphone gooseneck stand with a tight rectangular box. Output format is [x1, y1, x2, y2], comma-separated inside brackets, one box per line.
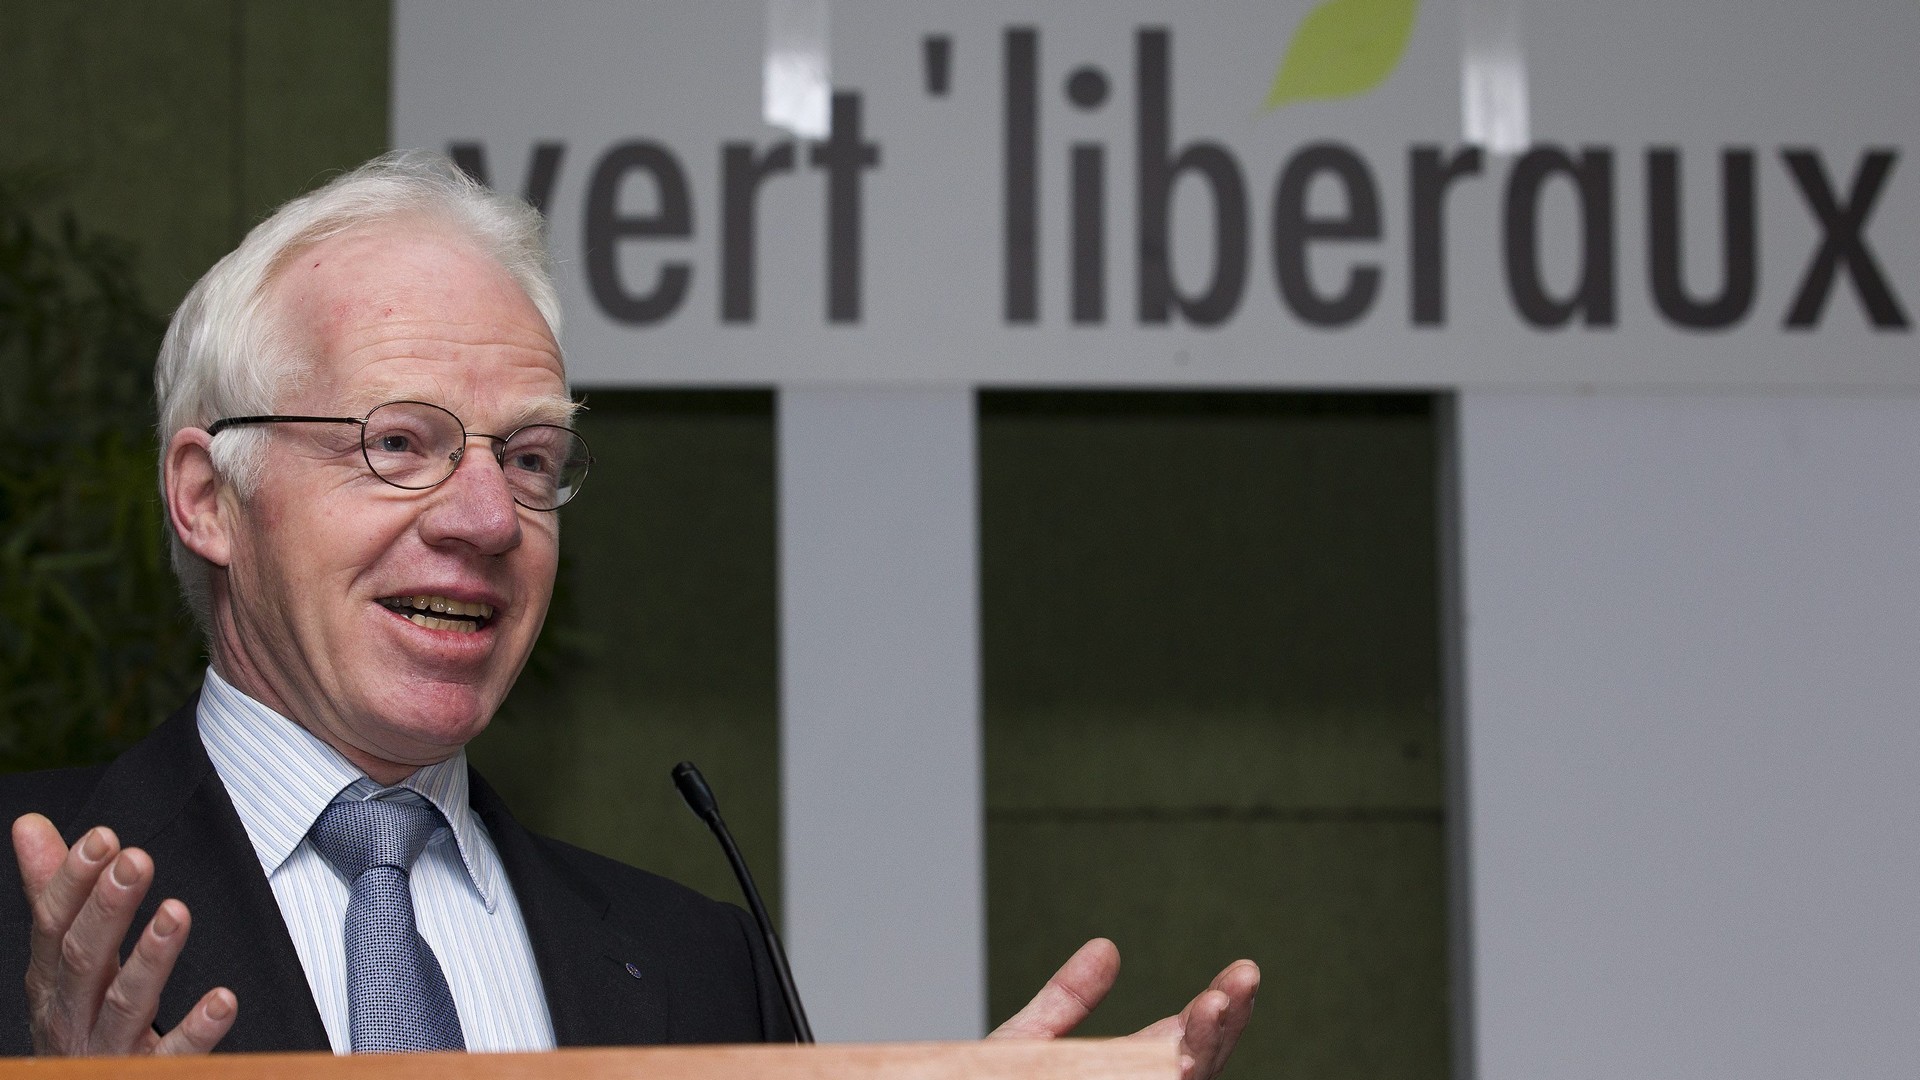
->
[672, 761, 816, 1044]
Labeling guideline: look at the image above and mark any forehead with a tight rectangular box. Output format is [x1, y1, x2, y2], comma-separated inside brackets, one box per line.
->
[267, 222, 568, 421]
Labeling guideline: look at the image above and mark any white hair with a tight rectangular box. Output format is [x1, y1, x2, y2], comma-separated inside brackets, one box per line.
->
[156, 150, 564, 630]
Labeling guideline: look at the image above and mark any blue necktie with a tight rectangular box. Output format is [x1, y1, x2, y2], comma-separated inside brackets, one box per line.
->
[308, 796, 467, 1053]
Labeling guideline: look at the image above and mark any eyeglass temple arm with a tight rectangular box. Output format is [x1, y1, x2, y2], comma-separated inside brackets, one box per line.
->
[206, 415, 366, 436]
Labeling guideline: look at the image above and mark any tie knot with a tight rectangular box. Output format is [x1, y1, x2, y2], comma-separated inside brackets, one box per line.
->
[309, 796, 445, 882]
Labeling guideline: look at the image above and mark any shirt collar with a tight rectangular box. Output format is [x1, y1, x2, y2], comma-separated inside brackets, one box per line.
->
[196, 667, 503, 912]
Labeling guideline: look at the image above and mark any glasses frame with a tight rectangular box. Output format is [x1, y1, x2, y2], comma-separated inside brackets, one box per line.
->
[206, 399, 593, 511]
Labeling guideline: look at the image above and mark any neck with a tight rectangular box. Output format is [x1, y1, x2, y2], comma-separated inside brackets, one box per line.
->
[204, 655, 422, 787]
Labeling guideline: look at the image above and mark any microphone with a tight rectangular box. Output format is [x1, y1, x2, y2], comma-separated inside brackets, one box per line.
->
[672, 761, 815, 1044]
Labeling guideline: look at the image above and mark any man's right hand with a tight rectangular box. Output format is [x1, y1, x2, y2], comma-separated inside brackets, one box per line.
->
[12, 813, 235, 1055]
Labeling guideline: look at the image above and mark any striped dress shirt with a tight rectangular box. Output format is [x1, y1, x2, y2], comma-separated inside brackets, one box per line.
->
[197, 668, 556, 1053]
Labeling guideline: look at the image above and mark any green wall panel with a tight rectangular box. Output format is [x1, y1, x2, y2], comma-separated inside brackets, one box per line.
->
[0, 0, 389, 310]
[989, 819, 1448, 1080]
[0, 0, 239, 306]
[981, 392, 1450, 1080]
[238, 1, 391, 232]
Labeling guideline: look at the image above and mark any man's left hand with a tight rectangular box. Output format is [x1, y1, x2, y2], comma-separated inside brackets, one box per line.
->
[988, 938, 1259, 1080]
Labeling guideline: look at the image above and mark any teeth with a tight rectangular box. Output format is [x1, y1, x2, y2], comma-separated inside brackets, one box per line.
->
[386, 595, 497, 621]
[407, 613, 479, 634]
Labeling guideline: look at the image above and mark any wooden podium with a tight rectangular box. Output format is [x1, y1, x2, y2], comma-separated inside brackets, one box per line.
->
[0, 1040, 1177, 1079]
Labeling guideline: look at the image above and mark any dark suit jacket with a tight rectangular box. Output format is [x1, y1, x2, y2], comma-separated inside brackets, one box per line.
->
[0, 698, 794, 1054]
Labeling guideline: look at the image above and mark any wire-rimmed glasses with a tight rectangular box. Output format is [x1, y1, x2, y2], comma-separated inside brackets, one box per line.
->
[206, 400, 593, 511]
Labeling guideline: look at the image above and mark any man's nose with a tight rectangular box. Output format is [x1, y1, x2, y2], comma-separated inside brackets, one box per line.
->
[417, 435, 523, 554]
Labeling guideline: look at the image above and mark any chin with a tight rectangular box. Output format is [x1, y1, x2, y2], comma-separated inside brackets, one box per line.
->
[385, 684, 500, 755]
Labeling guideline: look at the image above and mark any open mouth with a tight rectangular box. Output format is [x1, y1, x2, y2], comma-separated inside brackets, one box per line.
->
[378, 595, 497, 634]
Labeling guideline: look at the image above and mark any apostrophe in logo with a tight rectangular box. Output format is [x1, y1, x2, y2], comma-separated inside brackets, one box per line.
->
[1264, 0, 1421, 109]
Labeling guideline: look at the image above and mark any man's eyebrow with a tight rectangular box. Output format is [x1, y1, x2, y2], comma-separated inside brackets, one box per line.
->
[510, 396, 582, 428]
[336, 392, 581, 428]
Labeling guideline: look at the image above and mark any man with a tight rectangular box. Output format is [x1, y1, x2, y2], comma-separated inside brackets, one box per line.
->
[0, 153, 1258, 1071]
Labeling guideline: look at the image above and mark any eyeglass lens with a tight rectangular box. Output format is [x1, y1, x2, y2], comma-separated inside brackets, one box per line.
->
[361, 401, 590, 510]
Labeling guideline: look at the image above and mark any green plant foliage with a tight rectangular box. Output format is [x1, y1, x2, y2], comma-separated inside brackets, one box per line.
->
[1264, 0, 1421, 110]
[0, 177, 203, 770]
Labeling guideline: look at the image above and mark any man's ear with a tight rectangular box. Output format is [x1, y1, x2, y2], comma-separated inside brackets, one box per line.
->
[164, 427, 235, 567]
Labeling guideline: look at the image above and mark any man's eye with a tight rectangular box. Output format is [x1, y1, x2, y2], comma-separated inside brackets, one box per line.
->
[508, 450, 553, 475]
[371, 430, 434, 455]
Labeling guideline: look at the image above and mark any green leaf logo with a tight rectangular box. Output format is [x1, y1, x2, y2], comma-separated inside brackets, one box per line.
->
[1264, 0, 1421, 110]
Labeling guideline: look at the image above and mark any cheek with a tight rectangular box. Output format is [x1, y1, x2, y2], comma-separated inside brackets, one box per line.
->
[524, 518, 562, 576]
[283, 499, 416, 598]
[512, 529, 561, 621]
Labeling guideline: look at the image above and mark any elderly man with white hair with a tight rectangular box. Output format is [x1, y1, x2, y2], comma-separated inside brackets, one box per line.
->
[0, 153, 1259, 1071]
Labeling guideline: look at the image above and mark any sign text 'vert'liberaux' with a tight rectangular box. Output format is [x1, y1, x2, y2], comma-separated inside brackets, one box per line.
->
[451, 27, 1909, 336]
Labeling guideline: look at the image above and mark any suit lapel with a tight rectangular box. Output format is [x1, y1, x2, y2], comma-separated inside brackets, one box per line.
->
[72, 701, 330, 1053]
[468, 770, 668, 1047]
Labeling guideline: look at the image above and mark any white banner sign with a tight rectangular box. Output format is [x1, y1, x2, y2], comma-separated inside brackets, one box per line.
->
[396, 1, 1920, 388]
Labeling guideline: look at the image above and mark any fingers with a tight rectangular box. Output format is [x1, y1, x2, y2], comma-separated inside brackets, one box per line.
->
[56, 848, 155, 1021]
[90, 899, 192, 1051]
[988, 938, 1121, 1040]
[13, 815, 73, 898]
[21, 818, 121, 1030]
[13, 818, 227, 1056]
[78, 900, 233, 1056]
[989, 945, 1259, 1080]
[152, 988, 236, 1056]
[1175, 960, 1260, 1080]
[22, 824, 121, 1009]
[30, 826, 120, 924]
[1173, 990, 1226, 1080]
